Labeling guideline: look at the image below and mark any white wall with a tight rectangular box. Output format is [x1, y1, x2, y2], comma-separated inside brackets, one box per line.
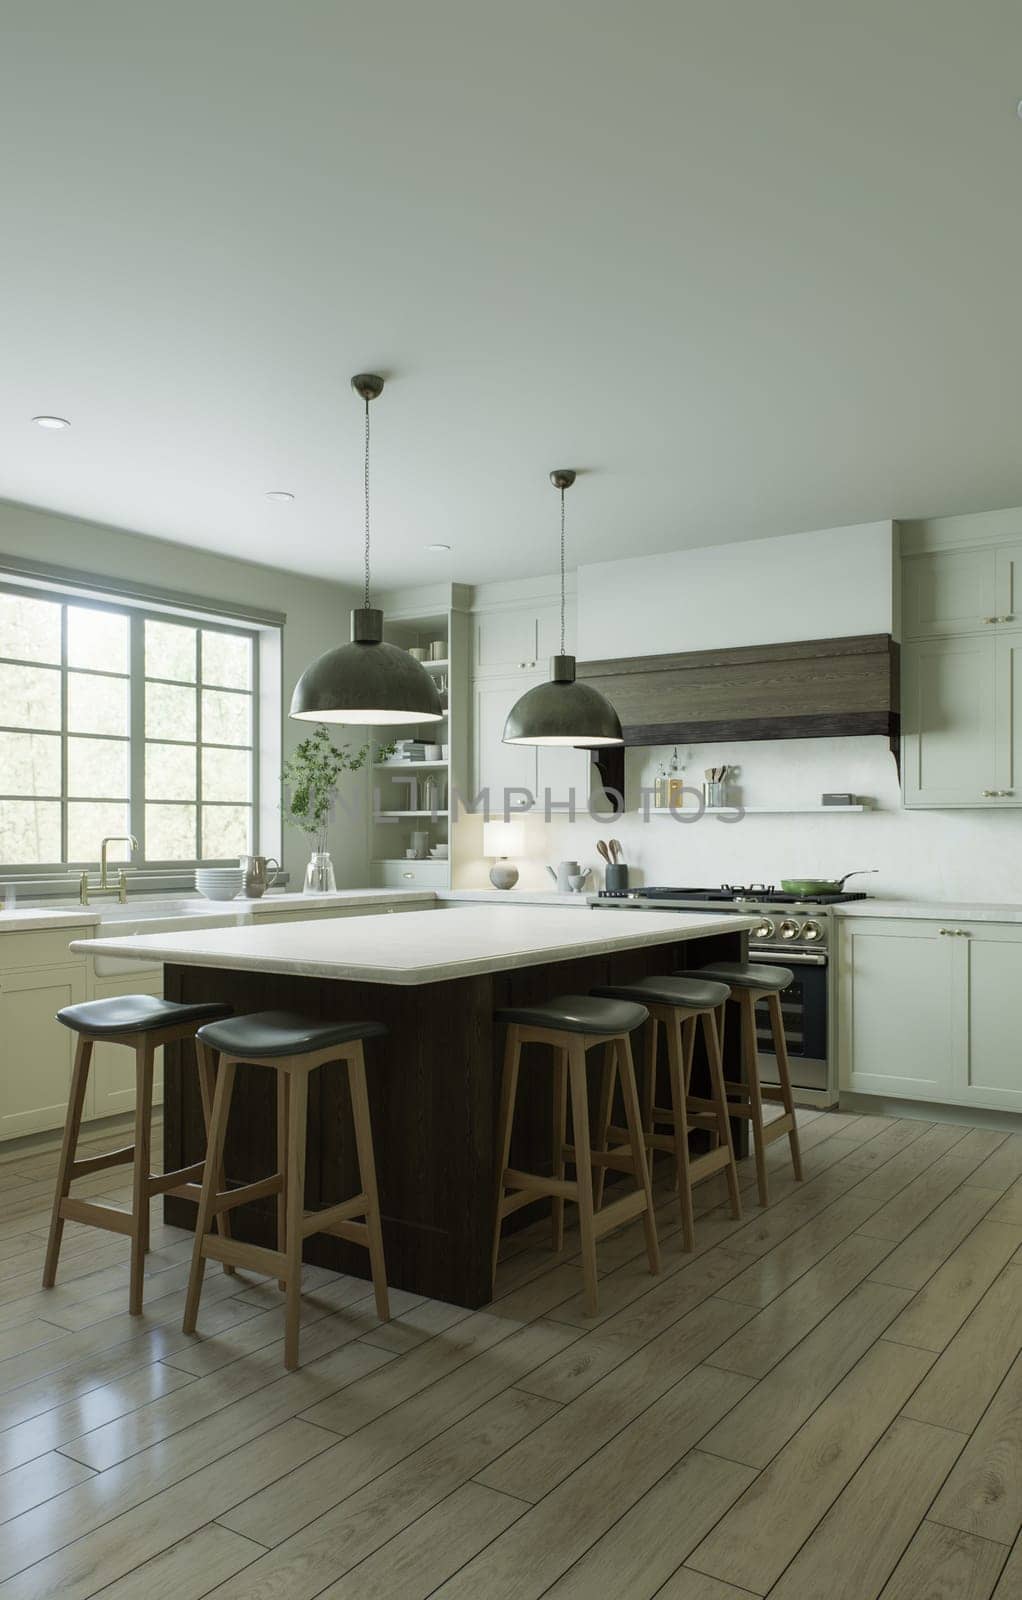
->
[0, 499, 368, 887]
[460, 733, 1022, 902]
[578, 522, 896, 659]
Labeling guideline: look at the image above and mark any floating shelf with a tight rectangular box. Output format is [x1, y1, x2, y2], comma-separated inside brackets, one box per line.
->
[641, 804, 869, 815]
[422, 658, 449, 671]
[374, 760, 449, 770]
[375, 810, 449, 818]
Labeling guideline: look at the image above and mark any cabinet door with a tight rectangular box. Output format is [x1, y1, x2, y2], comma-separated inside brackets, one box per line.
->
[0, 964, 89, 1140]
[90, 971, 163, 1119]
[902, 636, 1000, 807]
[471, 676, 538, 811]
[961, 923, 1022, 1110]
[993, 632, 1022, 804]
[994, 541, 1022, 627]
[473, 610, 540, 675]
[839, 920, 957, 1100]
[902, 549, 997, 639]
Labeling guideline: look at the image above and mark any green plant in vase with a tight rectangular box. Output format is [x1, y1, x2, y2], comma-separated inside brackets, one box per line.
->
[282, 725, 394, 892]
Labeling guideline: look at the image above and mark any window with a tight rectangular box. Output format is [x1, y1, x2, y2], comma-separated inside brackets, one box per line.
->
[0, 584, 258, 868]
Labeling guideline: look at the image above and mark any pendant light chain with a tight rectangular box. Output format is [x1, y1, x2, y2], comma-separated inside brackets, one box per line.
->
[559, 485, 566, 655]
[363, 396, 372, 610]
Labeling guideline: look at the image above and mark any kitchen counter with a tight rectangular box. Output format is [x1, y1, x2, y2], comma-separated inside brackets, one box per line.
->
[0, 908, 102, 932]
[836, 899, 1022, 923]
[139, 903, 751, 1308]
[71, 905, 754, 985]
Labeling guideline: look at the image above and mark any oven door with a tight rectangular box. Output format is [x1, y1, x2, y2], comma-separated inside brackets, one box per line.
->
[750, 950, 830, 1098]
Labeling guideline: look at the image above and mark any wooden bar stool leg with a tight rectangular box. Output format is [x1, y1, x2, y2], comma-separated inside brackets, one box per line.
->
[769, 990, 803, 1180]
[593, 1039, 617, 1211]
[642, 1014, 658, 1137]
[491, 1025, 521, 1289]
[129, 1039, 155, 1315]
[283, 1068, 309, 1371]
[702, 1008, 742, 1220]
[741, 990, 770, 1207]
[567, 1039, 600, 1317]
[551, 1047, 568, 1249]
[196, 1041, 235, 1276]
[347, 1043, 390, 1324]
[617, 1031, 661, 1277]
[183, 1059, 236, 1335]
[665, 1013, 695, 1252]
[42, 1034, 93, 1289]
[275, 1067, 288, 1290]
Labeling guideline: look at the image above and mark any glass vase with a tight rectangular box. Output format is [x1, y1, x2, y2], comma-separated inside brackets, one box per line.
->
[303, 850, 337, 894]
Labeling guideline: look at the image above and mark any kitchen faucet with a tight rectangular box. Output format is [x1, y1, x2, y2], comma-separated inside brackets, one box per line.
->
[79, 835, 139, 905]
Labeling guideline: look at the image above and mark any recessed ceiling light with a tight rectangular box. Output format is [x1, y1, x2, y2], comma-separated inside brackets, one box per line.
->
[426, 542, 451, 552]
[32, 415, 70, 430]
[266, 490, 294, 503]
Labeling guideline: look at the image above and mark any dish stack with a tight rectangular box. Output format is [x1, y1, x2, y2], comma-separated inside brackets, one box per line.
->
[195, 865, 246, 901]
[392, 740, 435, 762]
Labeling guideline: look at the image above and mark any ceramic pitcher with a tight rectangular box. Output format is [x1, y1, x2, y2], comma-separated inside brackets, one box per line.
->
[240, 855, 280, 898]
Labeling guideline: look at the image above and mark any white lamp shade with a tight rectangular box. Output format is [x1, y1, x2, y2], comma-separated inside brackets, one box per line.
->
[483, 820, 525, 858]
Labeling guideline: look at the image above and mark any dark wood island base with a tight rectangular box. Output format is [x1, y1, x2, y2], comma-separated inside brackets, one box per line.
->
[163, 927, 744, 1308]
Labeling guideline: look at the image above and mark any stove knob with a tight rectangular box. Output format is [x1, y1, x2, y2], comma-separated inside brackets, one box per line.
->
[778, 918, 801, 941]
[801, 919, 824, 942]
[752, 917, 774, 940]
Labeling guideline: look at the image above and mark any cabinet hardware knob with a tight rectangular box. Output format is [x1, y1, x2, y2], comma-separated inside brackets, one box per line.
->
[984, 616, 999, 624]
[983, 789, 1013, 797]
[984, 615, 1014, 624]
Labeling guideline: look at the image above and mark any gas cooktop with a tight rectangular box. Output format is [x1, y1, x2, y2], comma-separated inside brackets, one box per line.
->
[612, 885, 870, 906]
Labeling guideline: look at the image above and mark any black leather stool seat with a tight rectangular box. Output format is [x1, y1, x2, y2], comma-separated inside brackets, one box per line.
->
[57, 995, 232, 1037]
[691, 961, 794, 992]
[496, 993, 648, 1036]
[592, 974, 730, 1011]
[197, 1010, 387, 1059]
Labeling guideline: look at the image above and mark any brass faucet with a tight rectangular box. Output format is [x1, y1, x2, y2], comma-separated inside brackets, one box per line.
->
[79, 835, 139, 905]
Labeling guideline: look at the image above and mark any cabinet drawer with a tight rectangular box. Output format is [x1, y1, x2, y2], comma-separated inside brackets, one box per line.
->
[372, 860, 449, 887]
[0, 929, 91, 970]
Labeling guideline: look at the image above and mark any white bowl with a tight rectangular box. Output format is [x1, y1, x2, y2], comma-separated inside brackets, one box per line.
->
[195, 868, 245, 901]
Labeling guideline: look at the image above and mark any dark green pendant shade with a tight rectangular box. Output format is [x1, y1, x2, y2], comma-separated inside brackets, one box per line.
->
[290, 607, 444, 725]
[503, 468, 623, 748]
[503, 653, 623, 747]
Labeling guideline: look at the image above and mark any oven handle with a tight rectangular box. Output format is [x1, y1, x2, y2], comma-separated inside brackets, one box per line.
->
[753, 950, 828, 966]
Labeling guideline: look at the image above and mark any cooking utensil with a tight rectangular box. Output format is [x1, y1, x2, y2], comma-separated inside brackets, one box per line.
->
[596, 840, 612, 865]
[779, 869, 878, 896]
[610, 838, 624, 863]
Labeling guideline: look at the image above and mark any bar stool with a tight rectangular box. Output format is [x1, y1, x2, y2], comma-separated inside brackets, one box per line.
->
[182, 1010, 390, 1370]
[692, 961, 803, 1206]
[492, 994, 660, 1317]
[590, 975, 742, 1251]
[43, 995, 233, 1314]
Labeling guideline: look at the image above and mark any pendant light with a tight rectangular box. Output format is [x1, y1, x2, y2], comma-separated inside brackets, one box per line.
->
[290, 375, 444, 725]
[503, 471, 623, 747]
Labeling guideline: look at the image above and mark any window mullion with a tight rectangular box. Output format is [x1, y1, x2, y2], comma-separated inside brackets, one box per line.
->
[196, 630, 203, 860]
[130, 612, 146, 859]
[60, 603, 68, 864]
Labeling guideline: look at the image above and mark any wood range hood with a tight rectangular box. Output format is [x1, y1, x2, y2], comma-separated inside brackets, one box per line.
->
[577, 632, 900, 802]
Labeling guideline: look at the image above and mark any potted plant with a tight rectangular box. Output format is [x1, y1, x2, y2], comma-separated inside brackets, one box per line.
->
[282, 726, 392, 892]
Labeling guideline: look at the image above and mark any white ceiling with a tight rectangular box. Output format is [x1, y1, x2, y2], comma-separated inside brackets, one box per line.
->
[2, 0, 1021, 588]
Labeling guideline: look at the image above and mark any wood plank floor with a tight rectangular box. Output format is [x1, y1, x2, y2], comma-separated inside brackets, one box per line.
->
[0, 1105, 1020, 1597]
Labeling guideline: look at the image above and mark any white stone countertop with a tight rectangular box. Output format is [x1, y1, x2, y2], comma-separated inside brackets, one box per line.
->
[70, 905, 755, 987]
[836, 899, 1022, 923]
[0, 908, 103, 932]
[439, 890, 587, 906]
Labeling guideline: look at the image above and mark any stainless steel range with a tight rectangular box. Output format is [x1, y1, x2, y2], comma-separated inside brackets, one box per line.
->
[590, 883, 867, 1106]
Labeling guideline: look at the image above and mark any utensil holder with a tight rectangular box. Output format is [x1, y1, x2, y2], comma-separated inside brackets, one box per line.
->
[703, 782, 727, 809]
[605, 864, 629, 893]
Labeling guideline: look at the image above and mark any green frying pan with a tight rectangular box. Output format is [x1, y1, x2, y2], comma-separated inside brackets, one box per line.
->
[780, 869, 878, 896]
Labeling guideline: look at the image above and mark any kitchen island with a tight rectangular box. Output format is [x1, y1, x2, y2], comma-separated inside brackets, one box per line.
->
[72, 905, 754, 1306]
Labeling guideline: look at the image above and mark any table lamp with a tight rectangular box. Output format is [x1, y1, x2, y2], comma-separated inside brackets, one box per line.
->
[483, 819, 525, 890]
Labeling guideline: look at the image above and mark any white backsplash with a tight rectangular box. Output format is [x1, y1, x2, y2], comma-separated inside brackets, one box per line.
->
[456, 735, 1022, 903]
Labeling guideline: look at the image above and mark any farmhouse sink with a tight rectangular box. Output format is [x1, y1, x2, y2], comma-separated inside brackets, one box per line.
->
[89, 902, 244, 974]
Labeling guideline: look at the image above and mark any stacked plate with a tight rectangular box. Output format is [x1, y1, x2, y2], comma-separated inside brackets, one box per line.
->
[195, 865, 246, 901]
